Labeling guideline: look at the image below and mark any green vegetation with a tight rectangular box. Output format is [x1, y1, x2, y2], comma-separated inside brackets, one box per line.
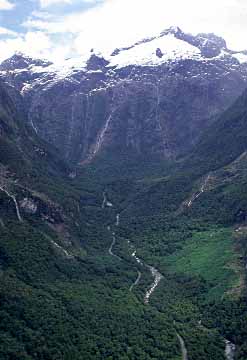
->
[164, 228, 240, 300]
[1, 81, 247, 359]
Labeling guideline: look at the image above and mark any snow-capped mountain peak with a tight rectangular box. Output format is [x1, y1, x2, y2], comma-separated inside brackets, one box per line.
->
[107, 32, 202, 68]
[1, 27, 247, 96]
[104, 27, 237, 68]
[1, 27, 247, 165]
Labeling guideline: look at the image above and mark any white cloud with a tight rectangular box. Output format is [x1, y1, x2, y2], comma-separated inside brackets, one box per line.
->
[23, 0, 247, 56]
[0, 0, 14, 10]
[40, 0, 72, 8]
[69, 0, 247, 52]
[0, 26, 17, 36]
[0, 32, 54, 62]
[2, 0, 247, 64]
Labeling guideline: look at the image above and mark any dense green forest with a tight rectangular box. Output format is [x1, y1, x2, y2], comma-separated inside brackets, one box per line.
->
[0, 81, 247, 359]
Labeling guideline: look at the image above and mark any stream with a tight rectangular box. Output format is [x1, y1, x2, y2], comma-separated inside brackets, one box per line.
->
[176, 333, 188, 360]
[224, 340, 236, 360]
[102, 191, 113, 209]
[199, 321, 236, 360]
[102, 194, 163, 301]
[130, 246, 163, 301]
[116, 212, 163, 301]
[108, 227, 122, 261]
[143, 265, 163, 304]
[103, 192, 235, 359]
[129, 271, 142, 292]
[130, 250, 143, 291]
[187, 174, 211, 208]
[0, 185, 23, 222]
[175, 333, 235, 360]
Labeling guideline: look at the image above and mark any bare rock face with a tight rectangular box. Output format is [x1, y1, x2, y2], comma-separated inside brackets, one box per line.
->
[0, 53, 52, 71]
[1, 28, 247, 164]
[20, 198, 38, 214]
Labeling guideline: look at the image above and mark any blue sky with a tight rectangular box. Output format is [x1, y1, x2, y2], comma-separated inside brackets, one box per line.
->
[0, 0, 104, 61]
[0, 0, 247, 63]
[0, 0, 97, 35]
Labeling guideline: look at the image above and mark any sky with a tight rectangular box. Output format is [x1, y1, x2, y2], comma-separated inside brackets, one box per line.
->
[0, 0, 247, 63]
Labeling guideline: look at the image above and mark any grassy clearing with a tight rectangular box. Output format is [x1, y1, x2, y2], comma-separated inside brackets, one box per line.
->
[164, 227, 241, 300]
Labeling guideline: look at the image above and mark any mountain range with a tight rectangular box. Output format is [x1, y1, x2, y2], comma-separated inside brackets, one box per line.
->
[0, 27, 247, 360]
[1, 26, 247, 164]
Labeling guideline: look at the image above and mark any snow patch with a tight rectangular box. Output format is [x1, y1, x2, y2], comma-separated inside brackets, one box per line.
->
[107, 34, 202, 68]
[233, 53, 247, 64]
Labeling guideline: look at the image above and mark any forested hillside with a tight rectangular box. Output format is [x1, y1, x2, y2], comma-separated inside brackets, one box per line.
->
[0, 65, 247, 359]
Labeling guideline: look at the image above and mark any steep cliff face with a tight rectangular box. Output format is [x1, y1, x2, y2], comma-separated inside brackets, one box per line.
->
[1, 27, 247, 164]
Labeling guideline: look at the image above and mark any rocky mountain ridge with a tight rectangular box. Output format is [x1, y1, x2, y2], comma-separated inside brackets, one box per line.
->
[1, 27, 247, 164]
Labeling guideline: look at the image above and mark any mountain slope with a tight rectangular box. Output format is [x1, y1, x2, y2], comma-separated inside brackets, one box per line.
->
[187, 88, 247, 172]
[76, 88, 247, 359]
[1, 28, 247, 360]
[1, 27, 247, 164]
[0, 79, 183, 360]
